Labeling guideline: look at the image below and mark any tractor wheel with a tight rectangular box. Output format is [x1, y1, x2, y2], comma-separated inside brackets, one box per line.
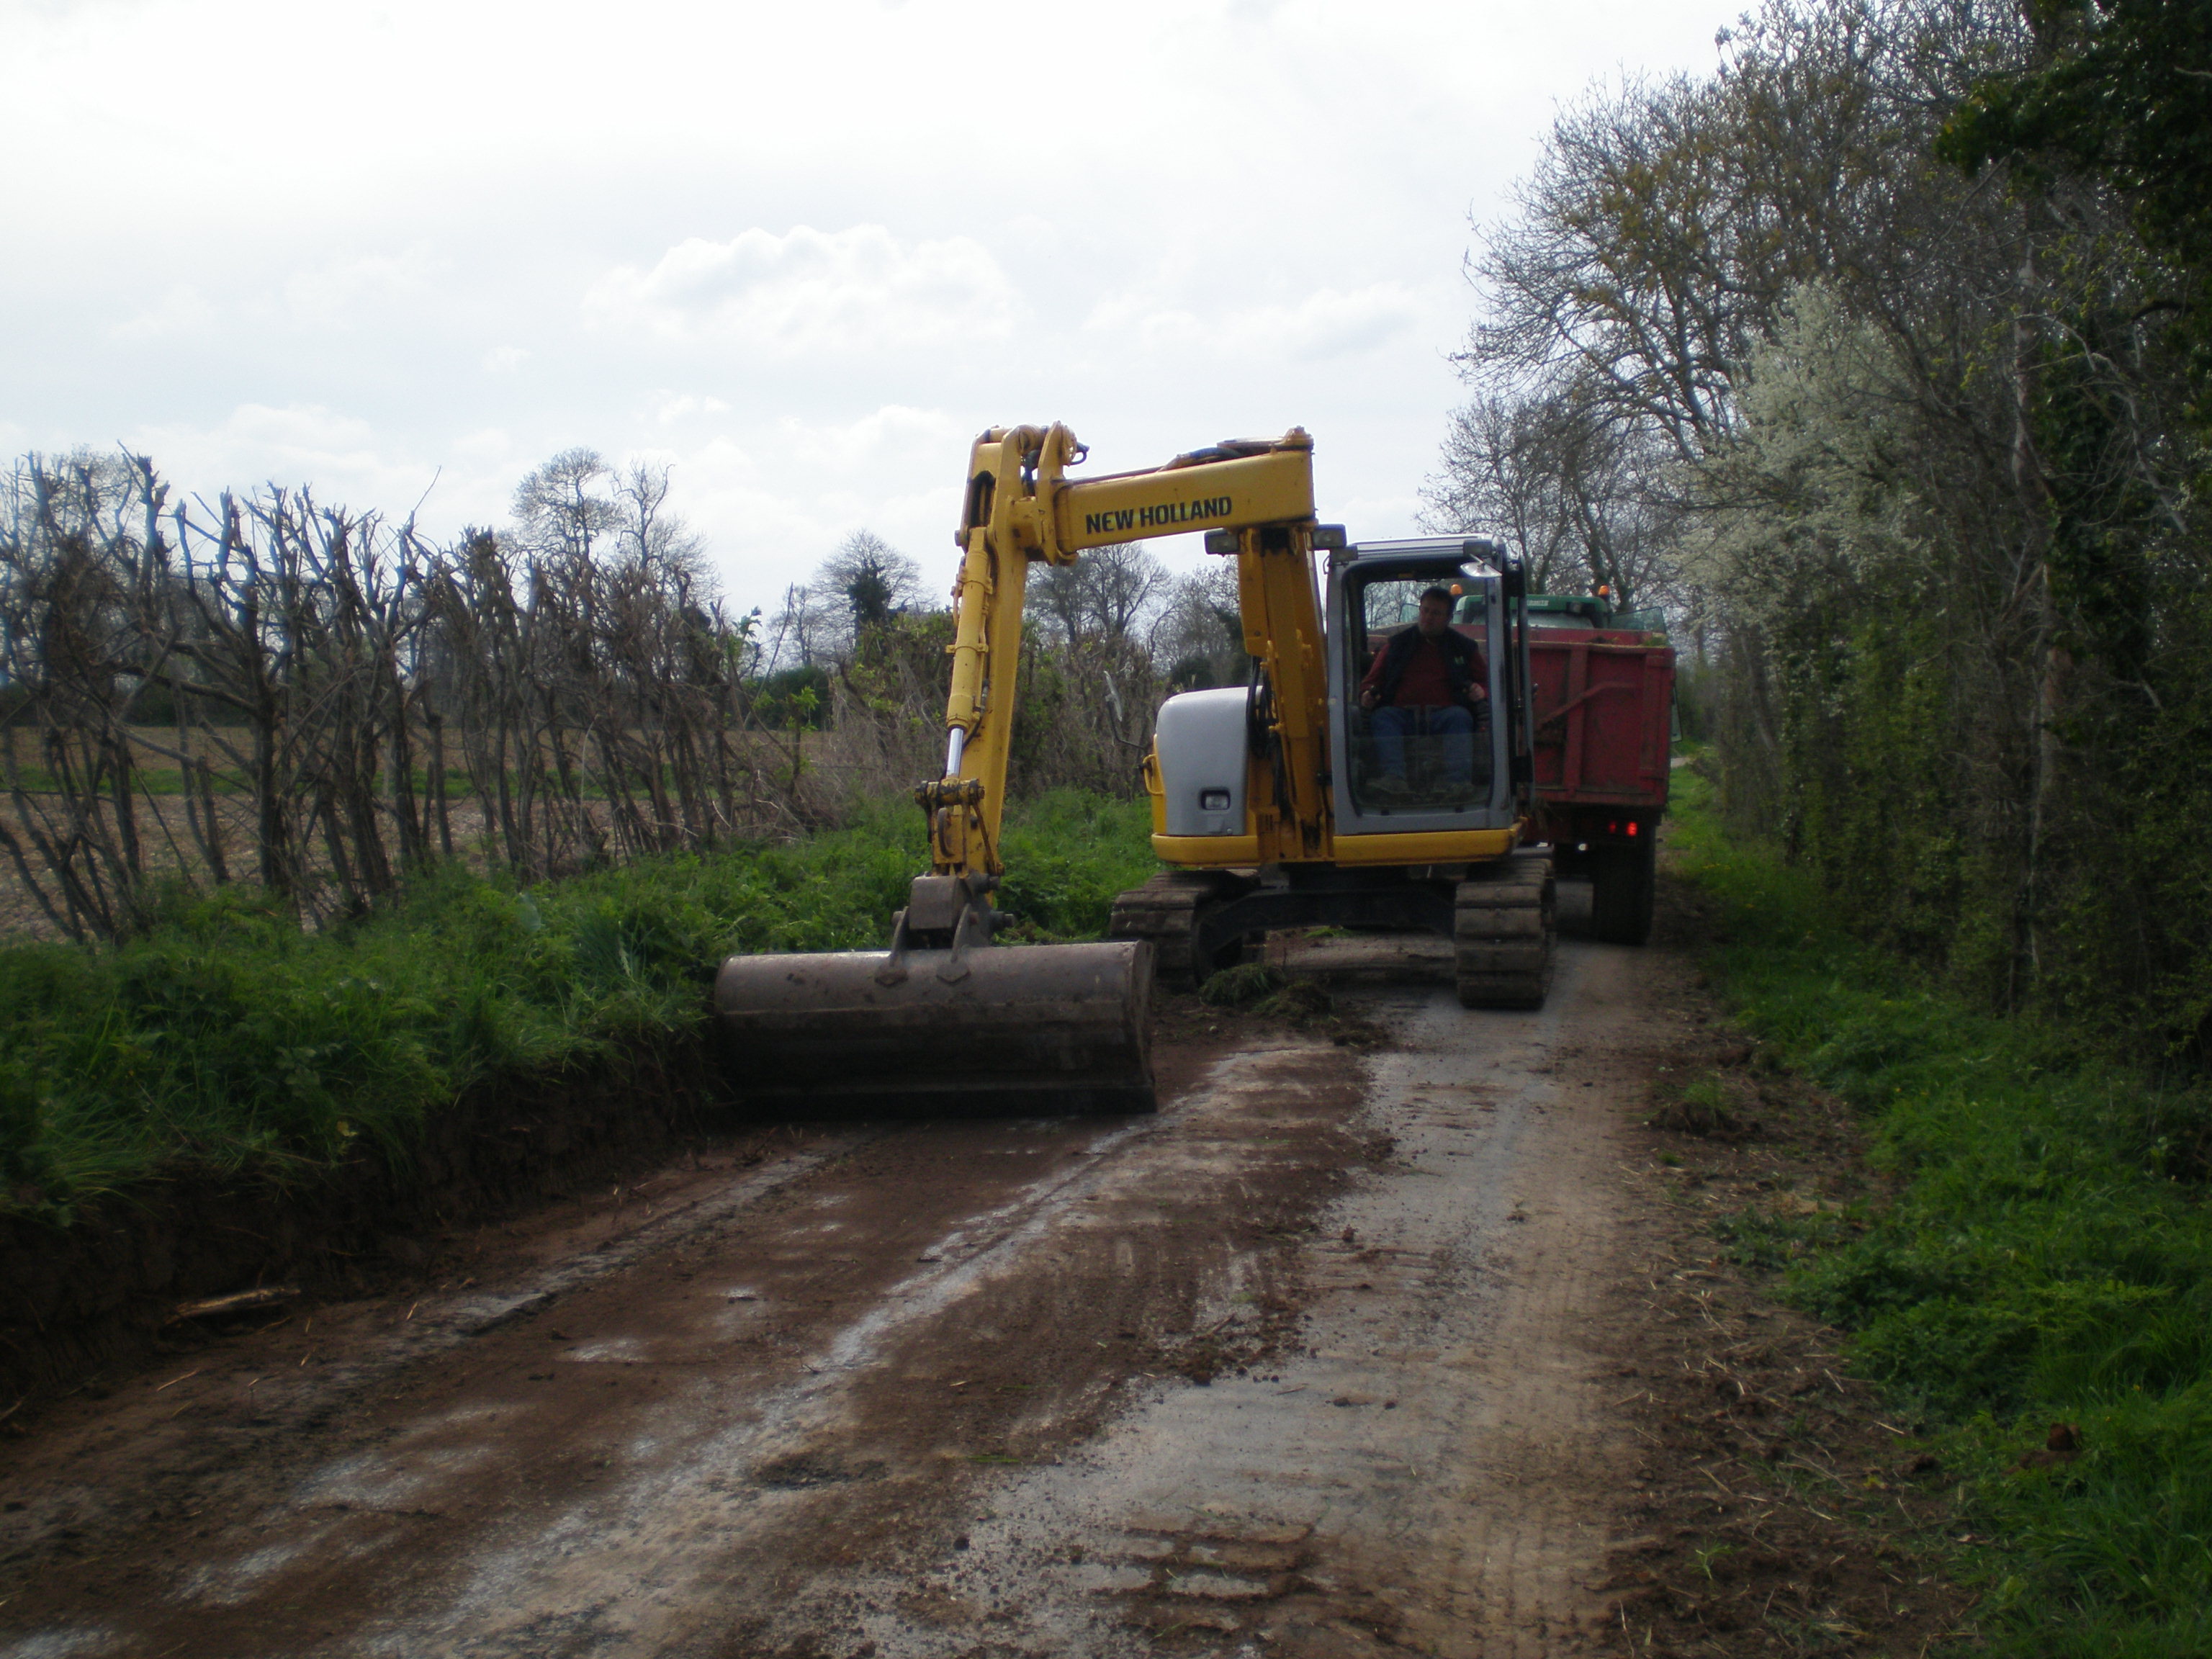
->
[1588, 837, 1656, 946]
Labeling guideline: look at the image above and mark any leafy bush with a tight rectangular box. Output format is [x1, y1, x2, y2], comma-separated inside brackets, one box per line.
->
[996, 790, 1160, 940]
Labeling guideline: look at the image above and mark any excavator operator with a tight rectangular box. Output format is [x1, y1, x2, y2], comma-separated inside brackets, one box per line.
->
[1357, 585, 1488, 791]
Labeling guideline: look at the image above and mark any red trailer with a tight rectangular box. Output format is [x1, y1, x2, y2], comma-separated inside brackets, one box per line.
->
[1521, 595, 1675, 944]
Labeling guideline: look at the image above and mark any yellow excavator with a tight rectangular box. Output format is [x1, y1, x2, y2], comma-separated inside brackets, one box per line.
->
[714, 423, 1553, 1112]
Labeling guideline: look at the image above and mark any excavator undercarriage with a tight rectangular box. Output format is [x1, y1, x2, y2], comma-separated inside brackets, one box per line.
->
[1107, 850, 1555, 1010]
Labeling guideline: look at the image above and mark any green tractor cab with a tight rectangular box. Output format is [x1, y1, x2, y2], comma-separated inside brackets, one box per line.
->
[1524, 593, 1667, 637]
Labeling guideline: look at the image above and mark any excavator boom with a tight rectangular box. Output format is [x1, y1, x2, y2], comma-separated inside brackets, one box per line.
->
[926, 425, 1316, 889]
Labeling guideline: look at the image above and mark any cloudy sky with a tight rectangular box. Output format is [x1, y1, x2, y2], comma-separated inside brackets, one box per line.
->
[5, 0, 1728, 617]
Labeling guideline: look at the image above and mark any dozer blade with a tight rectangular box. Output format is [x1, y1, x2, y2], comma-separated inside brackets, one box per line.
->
[712, 940, 1155, 1116]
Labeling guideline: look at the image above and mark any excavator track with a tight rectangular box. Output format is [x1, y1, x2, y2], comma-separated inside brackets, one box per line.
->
[1108, 872, 1240, 992]
[1453, 851, 1555, 1010]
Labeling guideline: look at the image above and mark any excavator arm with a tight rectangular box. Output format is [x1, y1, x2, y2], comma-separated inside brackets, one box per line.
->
[714, 422, 1321, 1119]
[912, 423, 1319, 933]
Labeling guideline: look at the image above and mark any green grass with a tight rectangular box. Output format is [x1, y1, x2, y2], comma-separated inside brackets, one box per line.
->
[1670, 764, 2212, 1656]
[1, 764, 737, 799]
[4, 765, 217, 796]
[0, 788, 1157, 1222]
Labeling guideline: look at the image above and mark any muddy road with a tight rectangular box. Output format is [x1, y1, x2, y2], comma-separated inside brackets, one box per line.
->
[0, 896, 1818, 1658]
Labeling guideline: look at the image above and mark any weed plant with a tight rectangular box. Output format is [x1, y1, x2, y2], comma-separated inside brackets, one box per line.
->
[0, 789, 1156, 1223]
[1671, 765, 2212, 1657]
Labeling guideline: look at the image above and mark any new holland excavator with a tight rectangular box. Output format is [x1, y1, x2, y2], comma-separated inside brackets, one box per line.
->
[714, 423, 1553, 1114]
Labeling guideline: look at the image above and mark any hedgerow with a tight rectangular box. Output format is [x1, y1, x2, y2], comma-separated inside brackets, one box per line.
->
[0, 789, 1155, 1220]
[1673, 765, 2212, 1656]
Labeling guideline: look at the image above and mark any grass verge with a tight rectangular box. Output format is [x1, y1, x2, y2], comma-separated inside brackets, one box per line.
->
[0, 788, 1156, 1221]
[1669, 763, 2212, 1657]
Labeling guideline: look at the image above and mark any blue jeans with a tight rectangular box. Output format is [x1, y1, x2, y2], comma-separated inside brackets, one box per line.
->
[1372, 703, 1476, 785]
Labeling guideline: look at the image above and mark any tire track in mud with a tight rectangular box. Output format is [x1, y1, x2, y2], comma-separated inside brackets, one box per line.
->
[0, 1026, 1370, 1659]
[765, 943, 1642, 1659]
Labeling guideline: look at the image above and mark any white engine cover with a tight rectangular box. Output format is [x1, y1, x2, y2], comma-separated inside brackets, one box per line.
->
[1156, 687, 1249, 837]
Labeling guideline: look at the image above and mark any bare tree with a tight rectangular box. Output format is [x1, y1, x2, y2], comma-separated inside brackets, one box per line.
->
[1424, 385, 1683, 612]
[0, 444, 810, 938]
[612, 460, 708, 581]
[513, 449, 620, 562]
[1029, 543, 1168, 644]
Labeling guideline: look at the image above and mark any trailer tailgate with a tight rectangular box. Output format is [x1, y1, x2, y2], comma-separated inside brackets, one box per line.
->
[1528, 632, 1673, 809]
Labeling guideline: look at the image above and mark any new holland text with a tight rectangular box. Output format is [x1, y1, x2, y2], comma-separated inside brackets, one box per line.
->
[1083, 495, 1234, 536]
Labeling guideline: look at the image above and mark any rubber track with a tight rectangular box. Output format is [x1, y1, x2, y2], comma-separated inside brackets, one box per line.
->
[1454, 853, 1556, 1009]
[1107, 872, 1222, 990]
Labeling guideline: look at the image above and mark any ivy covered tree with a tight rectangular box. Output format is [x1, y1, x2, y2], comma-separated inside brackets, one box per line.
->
[1941, 0, 2212, 359]
[1449, 0, 2212, 1052]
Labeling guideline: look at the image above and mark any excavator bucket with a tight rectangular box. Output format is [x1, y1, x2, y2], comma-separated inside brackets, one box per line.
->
[713, 940, 1155, 1116]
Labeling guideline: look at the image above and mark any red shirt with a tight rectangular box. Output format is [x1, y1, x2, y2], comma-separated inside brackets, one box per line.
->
[1362, 631, 1480, 708]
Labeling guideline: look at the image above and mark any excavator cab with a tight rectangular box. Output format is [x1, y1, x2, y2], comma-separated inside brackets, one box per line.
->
[1126, 532, 1552, 1009]
[1330, 544, 1521, 830]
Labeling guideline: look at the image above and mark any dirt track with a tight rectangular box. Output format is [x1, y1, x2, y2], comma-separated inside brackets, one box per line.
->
[0, 886, 1952, 1658]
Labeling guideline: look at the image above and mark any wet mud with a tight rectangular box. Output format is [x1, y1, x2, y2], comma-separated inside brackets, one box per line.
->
[0, 880, 1950, 1657]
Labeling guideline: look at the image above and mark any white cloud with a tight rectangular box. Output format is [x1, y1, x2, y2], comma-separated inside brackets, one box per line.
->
[451, 427, 515, 461]
[127, 403, 480, 524]
[653, 392, 732, 424]
[667, 434, 757, 479]
[636, 415, 967, 604]
[6, 0, 1736, 621]
[1236, 284, 1426, 359]
[281, 248, 441, 326]
[586, 225, 1019, 356]
[194, 403, 384, 470]
[1083, 281, 1423, 363]
[1336, 488, 1428, 534]
[109, 285, 215, 342]
[771, 404, 964, 472]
